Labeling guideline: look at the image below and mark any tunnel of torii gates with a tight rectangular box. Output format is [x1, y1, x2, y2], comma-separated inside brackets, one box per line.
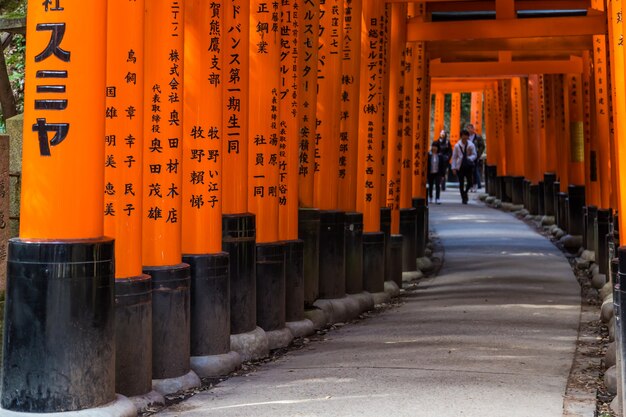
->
[4, 0, 626, 415]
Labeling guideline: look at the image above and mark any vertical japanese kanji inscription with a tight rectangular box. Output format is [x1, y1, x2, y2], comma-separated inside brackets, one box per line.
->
[183, 0, 223, 254]
[143, 0, 184, 266]
[249, 0, 281, 243]
[356, 0, 384, 232]
[337, 0, 362, 212]
[104, 0, 145, 278]
[21, 0, 107, 239]
[223, 0, 250, 214]
[278, 0, 300, 240]
[314, 0, 343, 210]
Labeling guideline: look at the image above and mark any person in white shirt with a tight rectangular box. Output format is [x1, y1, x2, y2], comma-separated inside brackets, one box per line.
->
[451, 129, 477, 204]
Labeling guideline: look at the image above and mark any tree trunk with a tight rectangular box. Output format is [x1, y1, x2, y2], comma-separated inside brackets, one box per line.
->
[0, 33, 16, 123]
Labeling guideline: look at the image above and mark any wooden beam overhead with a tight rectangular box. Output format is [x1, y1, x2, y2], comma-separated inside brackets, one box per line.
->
[430, 80, 498, 93]
[384, 0, 591, 12]
[430, 57, 583, 77]
[407, 14, 606, 41]
[427, 36, 594, 53]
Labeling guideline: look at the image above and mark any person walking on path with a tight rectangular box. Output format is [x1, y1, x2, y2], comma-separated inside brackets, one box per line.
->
[466, 123, 485, 192]
[451, 129, 477, 204]
[435, 129, 452, 191]
[427, 142, 448, 204]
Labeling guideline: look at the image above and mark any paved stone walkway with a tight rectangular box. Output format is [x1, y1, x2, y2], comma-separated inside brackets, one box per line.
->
[158, 189, 581, 417]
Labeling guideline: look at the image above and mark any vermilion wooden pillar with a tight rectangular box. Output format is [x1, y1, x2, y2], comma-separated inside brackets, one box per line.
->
[484, 87, 497, 168]
[248, 1, 293, 350]
[278, 1, 300, 241]
[608, 0, 625, 228]
[566, 73, 585, 186]
[143, 0, 200, 393]
[221, 1, 259, 350]
[297, 0, 320, 307]
[314, 0, 343, 211]
[315, 0, 347, 302]
[433, 92, 445, 144]
[379, 4, 391, 208]
[386, 3, 406, 235]
[543, 75, 558, 175]
[105, 0, 157, 403]
[591, 0, 611, 209]
[279, 0, 308, 331]
[470, 92, 483, 136]
[341, 0, 372, 303]
[222, 0, 250, 216]
[297, 0, 319, 208]
[501, 79, 514, 177]
[495, 81, 508, 175]
[510, 77, 528, 179]
[554, 75, 570, 191]
[1, 1, 131, 413]
[527, 76, 541, 184]
[536, 75, 549, 176]
[450, 92, 461, 148]
[358, 0, 386, 295]
[401, 43, 414, 210]
[412, 38, 429, 199]
[582, 51, 601, 206]
[338, 0, 363, 213]
[183, 0, 241, 377]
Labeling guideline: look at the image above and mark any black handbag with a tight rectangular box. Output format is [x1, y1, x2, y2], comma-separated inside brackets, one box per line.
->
[460, 145, 475, 171]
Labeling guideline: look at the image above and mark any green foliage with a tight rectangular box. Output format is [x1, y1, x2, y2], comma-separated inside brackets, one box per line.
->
[5, 33, 25, 114]
[0, 0, 25, 16]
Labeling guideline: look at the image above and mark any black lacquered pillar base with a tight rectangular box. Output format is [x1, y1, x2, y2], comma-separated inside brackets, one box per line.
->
[345, 212, 364, 294]
[528, 184, 539, 215]
[538, 182, 545, 215]
[116, 274, 153, 398]
[284, 240, 305, 322]
[363, 232, 385, 293]
[543, 173, 557, 216]
[412, 198, 427, 258]
[584, 206, 598, 251]
[567, 185, 586, 236]
[522, 179, 531, 208]
[511, 176, 524, 205]
[399, 208, 417, 272]
[222, 213, 256, 334]
[144, 263, 192, 381]
[256, 243, 286, 332]
[389, 234, 403, 288]
[380, 208, 392, 281]
[596, 209, 612, 275]
[503, 176, 513, 203]
[2, 238, 116, 413]
[557, 192, 569, 232]
[617, 247, 626, 417]
[495, 176, 504, 200]
[318, 210, 346, 300]
[183, 253, 230, 358]
[552, 181, 561, 224]
[298, 208, 320, 307]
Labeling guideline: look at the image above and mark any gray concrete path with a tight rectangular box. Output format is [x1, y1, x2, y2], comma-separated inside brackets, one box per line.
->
[158, 189, 581, 417]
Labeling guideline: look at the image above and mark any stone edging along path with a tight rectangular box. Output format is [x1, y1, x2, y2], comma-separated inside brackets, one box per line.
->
[142, 243, 440, 416]
[479, 193, 605, 417]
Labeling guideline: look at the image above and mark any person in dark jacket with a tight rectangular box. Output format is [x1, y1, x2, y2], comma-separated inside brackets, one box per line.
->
[467, 124, 485, 191]
[427, 142, 449, 204]
[435, 130, 452, 191]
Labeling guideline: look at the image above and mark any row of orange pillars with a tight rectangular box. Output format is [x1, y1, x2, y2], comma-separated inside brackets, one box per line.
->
[4, 0, 626, 416]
